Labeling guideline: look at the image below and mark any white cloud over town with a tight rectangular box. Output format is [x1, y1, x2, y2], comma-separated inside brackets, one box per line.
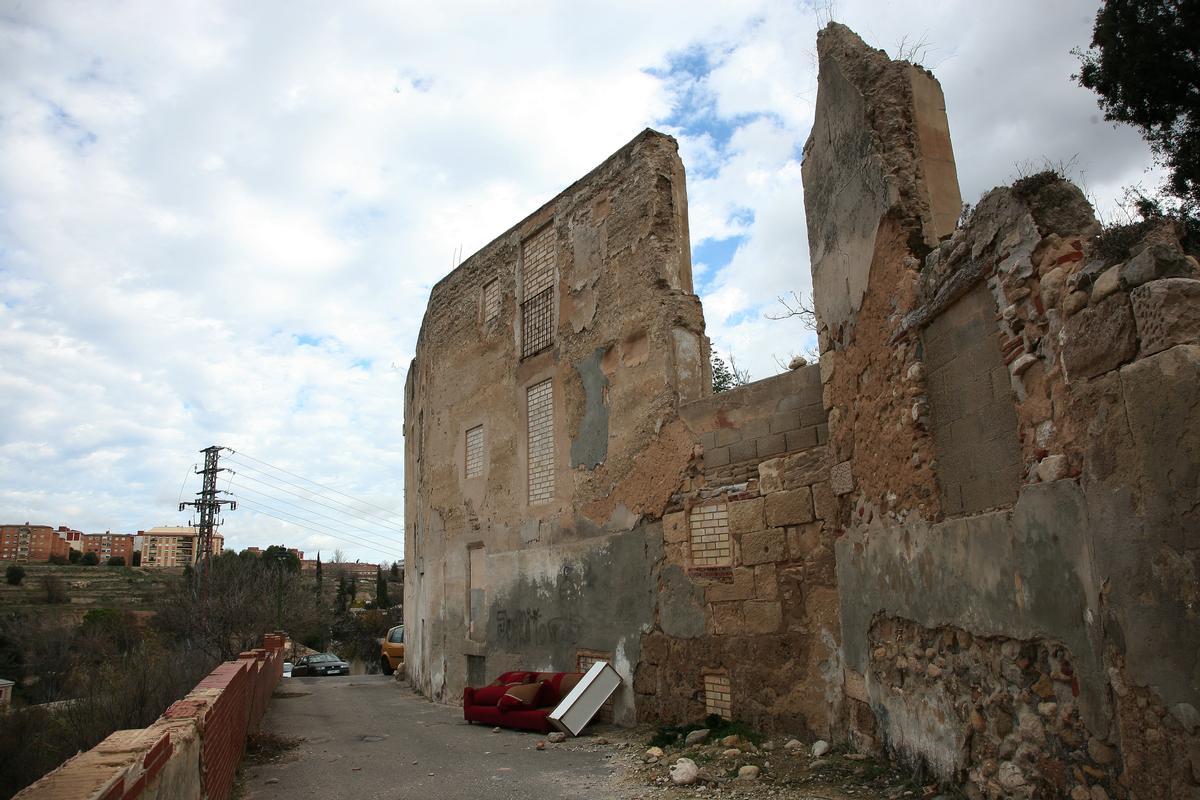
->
[0, 1, 1155, 561]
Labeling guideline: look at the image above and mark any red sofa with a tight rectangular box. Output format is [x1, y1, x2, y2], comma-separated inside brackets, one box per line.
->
[463, 671, 584, 733]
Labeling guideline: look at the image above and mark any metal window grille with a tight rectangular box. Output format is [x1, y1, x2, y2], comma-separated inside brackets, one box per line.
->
[520, 226, 555, 358]
[527, 379, 555, 504]
[465, 425, 484, 478]
[689, 503, 732, 567]
[521, 287, 554, 358]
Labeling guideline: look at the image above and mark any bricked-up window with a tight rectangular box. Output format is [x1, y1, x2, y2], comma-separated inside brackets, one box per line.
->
[703, 673, 732, 719]
[465, 425, 484, 478]
[689, 503, 731, 566]
[527, 379, 555, 504]
[483, 279, 500, 322]
[521, 226, 556, 358]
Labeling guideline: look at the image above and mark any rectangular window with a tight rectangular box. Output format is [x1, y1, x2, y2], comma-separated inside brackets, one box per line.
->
[483, 279, 500, 322]
[689, 503, 731, 567]
[703, 673, 732, 719]
[465, 425, 484, 478]
[521, 226, 556, 358]
[527, 379, 555, 504]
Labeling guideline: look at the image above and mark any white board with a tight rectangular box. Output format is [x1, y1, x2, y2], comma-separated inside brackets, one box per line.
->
[548, 661, 621, 736]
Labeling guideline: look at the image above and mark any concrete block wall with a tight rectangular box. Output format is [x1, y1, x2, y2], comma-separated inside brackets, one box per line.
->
[16, 634, 285, 800]
[679, 364, 826, 487]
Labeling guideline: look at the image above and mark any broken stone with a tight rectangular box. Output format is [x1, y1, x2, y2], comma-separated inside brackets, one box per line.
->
[536, 741, 546, 751]
[1087, 736, 1115, 765]
[811, 740, 830, 758]
[669, 757, 699, 785]
[684, 729, 710, 746]
[719, 735, 739, 747]
[547, 731, 567, 743]
[1040, 266, 1066, 307]
[1063, 289, 1089, 316]
[1061, 293, 1137, 381]
[784, 739, 803, 751]
[997, 762, 1026, 789]
[723, 748, 741, 758]
[1090, 266, 1121, 302]
[645, 746, 665, 760]
[788, 354, 808, 370]
[1010, 353, 1037, 376]
[1130, 277, 1200, 356]
[736, 765, 760, 780]
[1120, 243, 1193, 288]
[1170, 702, 1199, 733]
[1036, 454, 1068, 482]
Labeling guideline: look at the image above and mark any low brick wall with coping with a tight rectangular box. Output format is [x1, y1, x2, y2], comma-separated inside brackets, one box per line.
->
[16, 633, 286, 800]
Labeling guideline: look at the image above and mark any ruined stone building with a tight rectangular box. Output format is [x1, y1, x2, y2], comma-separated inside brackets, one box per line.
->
[406, 23, 1200, 799]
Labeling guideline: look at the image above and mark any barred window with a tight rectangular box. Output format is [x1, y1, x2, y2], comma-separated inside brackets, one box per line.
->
[521, 226, 556, 358]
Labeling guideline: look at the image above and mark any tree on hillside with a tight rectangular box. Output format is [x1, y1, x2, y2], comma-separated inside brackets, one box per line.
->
[131, 551, 141, 567]
[1075, 0, 1200, 212]
[389, 560, 400, 580]
[5, 565, 24, 586]
[80, 551, 99, 566]
[262, 545, 300, 572]
[315, 552, 323, 587]
[375, 567, 390, 609]
[106, 556, 125, 567]
[68, 549, 81, 563]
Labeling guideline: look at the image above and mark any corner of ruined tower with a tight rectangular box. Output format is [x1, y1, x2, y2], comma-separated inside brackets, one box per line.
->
[802, 22, 962, 334]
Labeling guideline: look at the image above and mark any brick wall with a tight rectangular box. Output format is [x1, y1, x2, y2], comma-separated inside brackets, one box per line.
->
[526, 379, 554, 504]
[922, 283, 1022, 515]
[16, 634, 285, 800]
[679, 365, 825, 487]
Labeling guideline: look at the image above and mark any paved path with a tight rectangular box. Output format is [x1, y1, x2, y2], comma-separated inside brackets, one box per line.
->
[239, 675, 637, 800]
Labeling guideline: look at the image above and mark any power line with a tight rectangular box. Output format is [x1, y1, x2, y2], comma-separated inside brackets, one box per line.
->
[224, 464, 405, 533]
[231, 494, 402, 558]
[224, 449, 403, 519]
[227, 477, 404, 549]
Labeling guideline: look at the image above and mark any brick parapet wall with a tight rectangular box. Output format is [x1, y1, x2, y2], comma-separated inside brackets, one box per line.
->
[16, 636, 285, 800]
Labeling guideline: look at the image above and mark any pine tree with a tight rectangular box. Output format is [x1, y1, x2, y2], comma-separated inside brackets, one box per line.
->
[315, 552, 323, 586]
[375, 567, 390, 609]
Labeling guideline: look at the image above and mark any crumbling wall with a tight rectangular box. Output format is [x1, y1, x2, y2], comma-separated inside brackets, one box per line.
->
[805, 21, 1200, 799]
[635, 366, 843, 737]
[403, 129, 708, 720]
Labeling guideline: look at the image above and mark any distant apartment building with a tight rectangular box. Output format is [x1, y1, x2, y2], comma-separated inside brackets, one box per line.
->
[82, 532, 135, 563]
[56, 526, 84, 551]
[138, 527, 224, 567]
[0, 524, 70, 562]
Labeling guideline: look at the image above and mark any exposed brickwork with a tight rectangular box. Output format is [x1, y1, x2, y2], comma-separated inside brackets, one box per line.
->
[465, 425, 483, 478]
[688, 503, 731, 567]
[482, 278, 500, 322]
[703, 672, 732, 719]
[526, 379, 554, 504]
[922, 282, 1022, 515]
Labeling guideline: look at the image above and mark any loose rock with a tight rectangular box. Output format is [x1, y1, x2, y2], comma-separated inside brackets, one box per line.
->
[811, 740, 830, 758]
[736, 765, 760, 780]
[669, 757, 699, 786]
[684, 729, 710, 746]
[547, 732, 567, 744]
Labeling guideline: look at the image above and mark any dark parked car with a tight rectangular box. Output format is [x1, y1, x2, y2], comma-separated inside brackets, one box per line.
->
[292, 653, 349, 677]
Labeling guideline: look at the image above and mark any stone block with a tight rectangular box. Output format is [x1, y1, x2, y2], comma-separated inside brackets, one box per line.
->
[786, 523, 822, 558]
[727, 497, 765, 534]
[757, 447, 830, 494]
[1120, 244, 1194, 288]
[770, 411, 801, 433]
[785, 426, 817, 452]
[664, 511, 689, 544]
[819, 352, 835, 384]
[740, 529, 787, 565]
[765, 487, 815, 527]
[757, 433, 787, 457]
[1061, 293, 1137, 381]
[830, 460, 854, 495]
[811, 480, 837, 521]
[754, 563, 778, 600]
[1090, 265, 1121, 302]
[1130, 277, 1200, 357]
[844, 668, 869, 703]
[729, 439, 758, 463]
[706, 567, 756, 603]
[742, 600, 782, 634]
[799, 402, 827, 426]
[710, 601, 744, 635]
[705, 446, 731, 468]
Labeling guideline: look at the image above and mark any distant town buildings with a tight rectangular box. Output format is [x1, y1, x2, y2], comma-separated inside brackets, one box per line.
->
[0, 524, 70, 562]
[82, 532, 135, 564]
[138, 526, 224, 568]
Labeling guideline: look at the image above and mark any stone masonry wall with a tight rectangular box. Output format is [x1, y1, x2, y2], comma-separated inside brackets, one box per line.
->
[635, 364, 842, 738]
[805, 21, 1200, 800]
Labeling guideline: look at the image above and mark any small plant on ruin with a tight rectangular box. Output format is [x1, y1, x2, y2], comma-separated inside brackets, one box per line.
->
[711, 353, 751, 393]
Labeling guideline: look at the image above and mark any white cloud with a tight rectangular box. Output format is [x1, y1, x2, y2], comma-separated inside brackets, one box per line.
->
[0, 1, 1155, 558]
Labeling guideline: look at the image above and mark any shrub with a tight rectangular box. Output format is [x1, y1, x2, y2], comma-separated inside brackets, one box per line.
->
[80, 552, 99, 566]
[5, 565, 25, 586]
[42, 576, 68, 604]
[105, 556, 126, 567]
[48, 554, 68, 565]
[68, 549, 81, 563]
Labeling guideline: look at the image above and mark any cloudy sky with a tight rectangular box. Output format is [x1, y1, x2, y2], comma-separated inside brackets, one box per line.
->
[0, 0, 1154, 562]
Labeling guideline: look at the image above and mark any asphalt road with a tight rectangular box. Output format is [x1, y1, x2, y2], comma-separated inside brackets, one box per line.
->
[239, 675, 638, 800]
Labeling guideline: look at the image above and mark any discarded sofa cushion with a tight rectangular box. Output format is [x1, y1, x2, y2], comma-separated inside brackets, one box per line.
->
[498, 681, 545, 713]
[471, 683, 516, 706]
